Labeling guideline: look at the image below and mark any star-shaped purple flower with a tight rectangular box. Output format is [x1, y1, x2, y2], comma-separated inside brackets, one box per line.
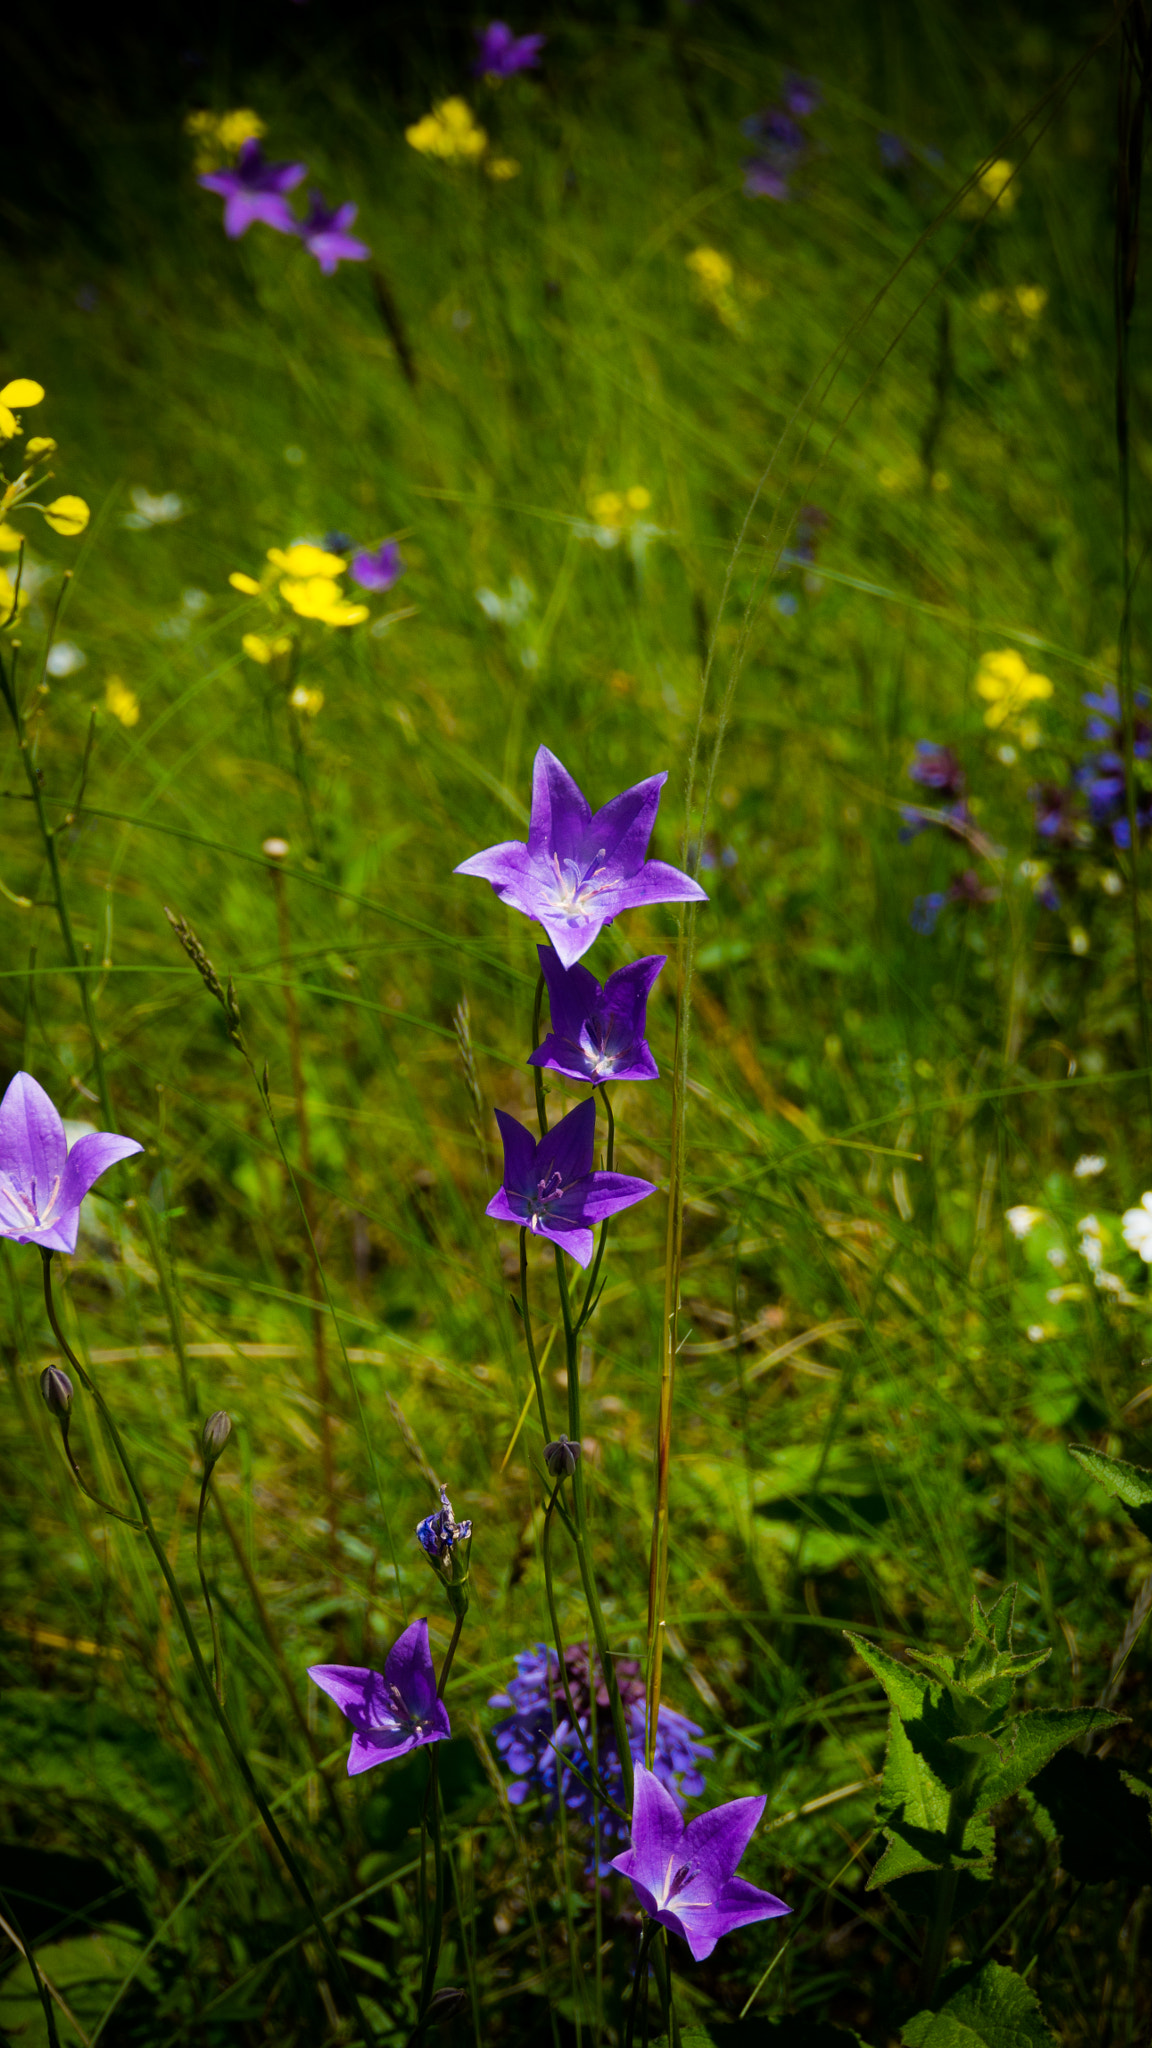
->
[0, 1072, 142, 1256]
[350, 539, 403, 591]
[487, 1097, 654, 1267]
[474, 21, 546, 76]
[199, 138, 306, 239]
[611, 1763, 790, 1962]
[308, 1618, 450, 1776]
[296, 192, 371, 275]
[455, 745, 707, 969]
[529, 945, 664, 1086]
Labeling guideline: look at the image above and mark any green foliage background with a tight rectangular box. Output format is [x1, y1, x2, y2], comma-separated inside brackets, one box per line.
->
[0, 1, 1150, 2041]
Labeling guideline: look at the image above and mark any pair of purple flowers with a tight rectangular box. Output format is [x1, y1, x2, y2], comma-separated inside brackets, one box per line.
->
[455, 745, 707, 1267]
[743, 73, 821, 201]
[200, 142, 370, 275]
[312, 1619, 786, 1961]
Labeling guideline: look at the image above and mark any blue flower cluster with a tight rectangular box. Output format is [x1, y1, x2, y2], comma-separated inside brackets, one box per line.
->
[489, 1641, 712, 1862]
[1069, 685, 1152, 848]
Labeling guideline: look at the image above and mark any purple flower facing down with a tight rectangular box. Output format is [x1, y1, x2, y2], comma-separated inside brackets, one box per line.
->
[0, 1072, 142, 1256]
[308, 1618, 450, 1776]
[455, 744, 707, 968]
[474, 21, 546, 75]
[612, 1764, 790, 1962]
[487, 1097, 654, 1267]
[350, 539, 403, 592]
[489, 1642, 713, 1865]
[529, 944, 664, 1086]
[199, 138, 306, 238]
[296, 192, 371, 275]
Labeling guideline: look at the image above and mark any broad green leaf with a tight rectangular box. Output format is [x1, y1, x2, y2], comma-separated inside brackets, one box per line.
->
[901, 1961, 1056, 2046]
[846, 1630, 935, 1720]
[1029, 1750, 1152, 1884]
[1069, 1444, 1152, 1542]
[976, 1586, 1016, 1653]
[979, 1708, 1123, 1808]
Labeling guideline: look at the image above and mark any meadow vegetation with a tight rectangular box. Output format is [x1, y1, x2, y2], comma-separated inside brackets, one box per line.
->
[1, 2, 1151, 2042]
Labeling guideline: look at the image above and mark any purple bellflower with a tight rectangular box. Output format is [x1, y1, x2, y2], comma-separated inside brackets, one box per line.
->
[900, 742, 969, 843]
[490, 1642, 712, 1865]
[0, 1072, 142, 1255]
[529, 944, 664, 1085]
[199, 138, 306, 238]
[487, 1097, 654, 1267]
[474, 21, 546, 75]
[1031, 781, 1081, 848]
[296, 192, 371, 275]
[308, 1617, 450, 1775]
[350, 539, 403, 591]
[612, 1763, 790, 1962]
[455, 744, 707, 969]
[782, 72, 822, 117]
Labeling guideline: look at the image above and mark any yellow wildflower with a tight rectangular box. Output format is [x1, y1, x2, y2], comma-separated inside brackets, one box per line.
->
[686, 247, 733, 292]
[975, 648, 1053, 732]
[485, 157, 521, 180]
[104, 677, 140, 727]
[1015, 285, 1048, 319]
[279, 575, 368, 626]
[242, 633, 293, 664]
[591, 490, 623, 525]
[405, 98, 488, 162]
[625, 486, 651, 512]
[979, 159, 1016, 209]
[290, 684, 325, 716]
[0, 523, 22, 551]
[25, 437, 56, 457]
[0, 379, 45, 440]
[185, 108, 265, 173]
[0, 568, 28, 625]
[230, 572, 262, 595]
[267, 543, 347, 579]
[43, 496, 90, 537]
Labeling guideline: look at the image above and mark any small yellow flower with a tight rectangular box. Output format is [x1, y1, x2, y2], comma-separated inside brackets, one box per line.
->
[625, 486, 651, 513]
[406, 98, 488, 162]
[686, 247, 733, 292]
[290, 684, 325, 716]
[185, 107, 265, 172]
[104, 676, 140, 727]
[591, 491, 623, 524]
[229, 571, 262, 595]
[975, 648, 1053, 732]
[0, 378, 45, 440]
[979, 159, 1016, 209]
[25, 436, 56, 457]
[242, 632, 293, 664]
[0, 523, 22, 551]
[1015, 284, 1048, 319]
[0, 568, 28, 624]
[280, 575, 368, 626]
[485, 157, 521, 180]
[217, 108, 265, 153]
[43, 496, 89, 537]
[267, 543, 347, 579]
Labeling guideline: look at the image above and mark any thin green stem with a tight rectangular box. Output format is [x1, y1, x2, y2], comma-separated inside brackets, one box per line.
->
[541, 1495, 630, 1822]
[624, 1921, 657, 2048]
[39, 1251, 379, 2046]
[195, 1468, 225, 1706]
[553, 1245, 634, 1808]
[414, 1747, 446, 2041]
[520, 1228, 552, 1439]
[650, 1930, 681, 2048]
[438, 1610, 465, 1699]
[915, 1768, 978, 2006]
[52, 1409, 143, 1526]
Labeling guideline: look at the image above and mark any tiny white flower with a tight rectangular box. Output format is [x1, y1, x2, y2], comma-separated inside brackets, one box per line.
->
[1073, 1154, 1106, 1178]
[1046, 1245, 1067, 1268]
[1006, 1204, 1044, 1239]
[45, 640, 86, 677]
[1121, 1194, 1152, 1262]
[1026, 1323, 1050, 1343]
[1078, 1215, 1103, 1270]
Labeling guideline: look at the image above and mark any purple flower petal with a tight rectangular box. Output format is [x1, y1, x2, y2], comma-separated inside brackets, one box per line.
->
[0, 1073, 141, 1255]
[350, 540, 402, 592]
[527, 747, 592, 861]
[530, 946, 664, 1084]
[0, 1073, 66, 1206]
[534, 1095, 596, 1187]
[385, 1617, 440, 1723]
[493, 1109, 539, 1199]
[612, 1763, 789, 1961]
[58, 1131, 145, 1214]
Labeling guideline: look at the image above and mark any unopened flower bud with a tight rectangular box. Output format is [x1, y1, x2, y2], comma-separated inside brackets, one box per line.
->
[202, 1410, 232, 1465]
[544, 1433, 580, 1479]
[40, 1365, 74, 1421]
[416, 1485, 473, 1618]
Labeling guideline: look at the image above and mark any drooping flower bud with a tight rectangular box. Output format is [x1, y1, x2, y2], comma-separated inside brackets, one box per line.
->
[202, 1410, 232, 1467]
[543, 1433, 580, 1479]
[40, 1364, 74, 1421]
[416, 1485, 473, 1619]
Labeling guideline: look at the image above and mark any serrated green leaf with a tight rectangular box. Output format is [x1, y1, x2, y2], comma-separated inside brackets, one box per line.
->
[901, 1961, 1056, 2046]
[980, 1708, 1124, 1807]
[1069, 1444, 1152, 1542]
[977, 1586, 1017, 1653]
[846, 1630, 934, 1718]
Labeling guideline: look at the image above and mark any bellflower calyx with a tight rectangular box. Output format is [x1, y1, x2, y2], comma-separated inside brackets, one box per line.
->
[455, 745, 707, 968]
[530, 944, 664, 1084]
[308, 1618, 450, 1774]
[612, 1763, 790, 1960]
[0, 1072, 142, 1255]
[488, 1097, 654, 1267]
